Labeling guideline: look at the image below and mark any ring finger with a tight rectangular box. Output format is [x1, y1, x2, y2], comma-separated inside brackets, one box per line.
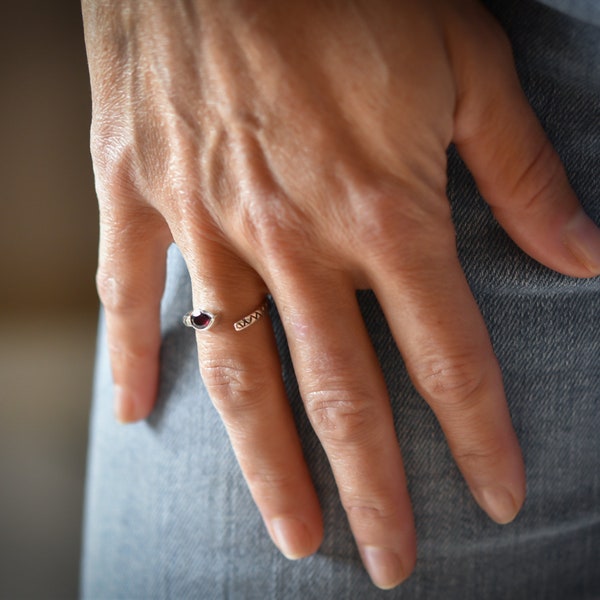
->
[181, 240, 323, 560]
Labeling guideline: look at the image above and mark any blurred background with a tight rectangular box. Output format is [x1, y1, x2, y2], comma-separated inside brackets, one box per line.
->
[0, 1, 98, 598]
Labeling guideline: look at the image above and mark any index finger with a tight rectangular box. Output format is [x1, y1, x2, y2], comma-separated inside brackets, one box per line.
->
[368, 227, 526, 524]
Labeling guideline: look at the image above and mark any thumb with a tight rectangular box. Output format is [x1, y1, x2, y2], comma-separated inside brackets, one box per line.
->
[452, 14, 600, 278]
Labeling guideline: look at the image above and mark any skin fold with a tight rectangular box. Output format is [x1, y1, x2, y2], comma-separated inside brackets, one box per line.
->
[83, 0, 600, 589]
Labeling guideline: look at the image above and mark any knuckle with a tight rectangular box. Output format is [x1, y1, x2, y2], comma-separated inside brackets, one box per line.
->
[510, 140, 564, 214]
[459, 6, 514, 71]
[89, 122, 116, 166]
[107, 339, 156, 366]
[96, 268, 134, 314]
[304, 387, 377, 444]
[350, 184, 454, 266]
[355, 193, 402, 248]
[96, 259, 163, 317]
[90, 120, 127, 171]
[412, 355, 487, 408]
[93, 145, 138, 202]
[95, 268, 114, 307]
[480, 22, 514, 68]
[453, 439, 506, 473]
[90, 121, 145, 203]
[344, 498, 402, 524]
[489, 25, 516, 70]
[200, 358, 271, 416]
[244, 465, 298, 493]
[235, 190, 312, 260]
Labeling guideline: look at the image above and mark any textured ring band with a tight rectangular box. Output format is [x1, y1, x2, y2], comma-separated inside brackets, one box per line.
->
[233, 300, 269, 332]
[183, 299, 269, 333]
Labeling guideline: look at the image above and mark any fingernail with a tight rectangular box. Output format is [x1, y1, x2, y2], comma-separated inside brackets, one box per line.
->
[479, 485, 519, 524]
[565, 210, 600, 274]
[114, 386, 127, 422]
[271, 517, 313, 560]
[361, 546, 405, 590]
[114, 386, 138, 423]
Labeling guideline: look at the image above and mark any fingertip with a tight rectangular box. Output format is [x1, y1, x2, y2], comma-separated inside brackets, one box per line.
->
[105, 318, 162, 423]
[114, 385, 152, 423]
[472, 463, 527, 525]
[270, 516, 322, 560]
[360, 543, 415, 590]
[475, 485, 521, 525]
[564, 209, 600, 277]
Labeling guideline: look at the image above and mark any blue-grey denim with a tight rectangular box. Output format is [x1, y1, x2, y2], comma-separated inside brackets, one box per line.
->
[537, 0, 600, 27]
[81, 1, 600, 598]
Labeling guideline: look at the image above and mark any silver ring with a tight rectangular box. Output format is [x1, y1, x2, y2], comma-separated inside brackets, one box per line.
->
[233, 300, 269, 332]
[183, 299, 269, 332]
[182, 309, 217, 331]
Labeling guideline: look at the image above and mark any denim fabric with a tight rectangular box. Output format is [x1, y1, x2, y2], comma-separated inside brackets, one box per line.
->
[535, 0, 600, 27]
[81, 0, 600, 598]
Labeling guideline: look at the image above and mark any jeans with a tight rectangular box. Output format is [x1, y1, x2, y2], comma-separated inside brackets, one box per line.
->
[81, 1, 600, 598]
[537, 0, 600, 27]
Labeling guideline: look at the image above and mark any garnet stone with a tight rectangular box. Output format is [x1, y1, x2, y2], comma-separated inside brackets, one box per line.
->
[190, 310, 215, 330]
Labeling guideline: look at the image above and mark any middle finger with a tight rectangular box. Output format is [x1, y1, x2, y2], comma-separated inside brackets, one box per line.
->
[268, 266, 416, 590]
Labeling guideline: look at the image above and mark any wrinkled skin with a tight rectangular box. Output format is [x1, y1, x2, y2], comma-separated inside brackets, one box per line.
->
[83, 0, 600, 589]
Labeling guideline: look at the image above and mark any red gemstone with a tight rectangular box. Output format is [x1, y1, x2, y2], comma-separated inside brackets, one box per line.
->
[191, 311, 214, 330]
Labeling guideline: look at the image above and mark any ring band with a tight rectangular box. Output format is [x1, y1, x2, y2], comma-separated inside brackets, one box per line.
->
[183, 299, 269, 333]
[233, 300, 269, 332]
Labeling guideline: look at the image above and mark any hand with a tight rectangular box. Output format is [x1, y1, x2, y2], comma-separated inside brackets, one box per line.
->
[83, 0, 600, 589]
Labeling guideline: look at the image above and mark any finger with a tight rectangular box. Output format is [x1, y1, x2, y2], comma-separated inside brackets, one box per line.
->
[182, 243, 323, 561]
[268, 267, 416, 590]
[367, 224, 526, 526]
[451, 9, 600, 277]
[97, 205, 171, 422]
